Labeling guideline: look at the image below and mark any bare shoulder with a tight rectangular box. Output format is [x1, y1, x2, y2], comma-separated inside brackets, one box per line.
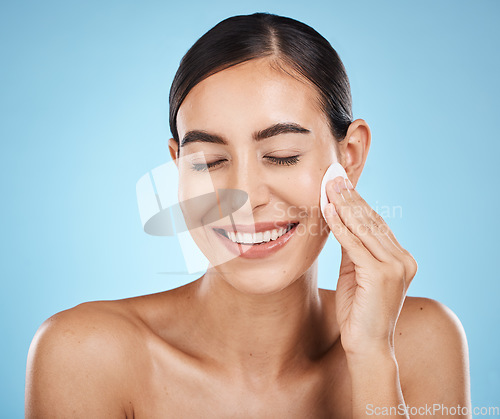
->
[28, 299, 147, 360]
[397, 296, 467, 338]
[396, 296, 468, 354]
[395, 296, 471, 408]
[25, 299, 148, 418]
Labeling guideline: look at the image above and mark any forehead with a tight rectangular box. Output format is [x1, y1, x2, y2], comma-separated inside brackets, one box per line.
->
[176, 58, 326, 139]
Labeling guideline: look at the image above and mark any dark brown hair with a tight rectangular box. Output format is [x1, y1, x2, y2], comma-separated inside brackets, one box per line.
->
[169, 12, 352, 146]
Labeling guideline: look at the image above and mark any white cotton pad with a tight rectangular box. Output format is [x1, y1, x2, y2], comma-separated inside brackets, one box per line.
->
[320, 162, 349, 222]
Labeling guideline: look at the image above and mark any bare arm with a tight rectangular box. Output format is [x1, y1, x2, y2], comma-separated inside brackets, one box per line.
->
[347, 350, 407, 417]
[323, 178, 470, 418]
[346, 298, 470, 418]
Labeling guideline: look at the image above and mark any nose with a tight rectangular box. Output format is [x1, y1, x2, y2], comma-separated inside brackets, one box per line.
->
[227, 155, 271, 213]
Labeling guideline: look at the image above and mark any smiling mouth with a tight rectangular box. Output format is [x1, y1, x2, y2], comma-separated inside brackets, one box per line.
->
[213, 223, 299, 246]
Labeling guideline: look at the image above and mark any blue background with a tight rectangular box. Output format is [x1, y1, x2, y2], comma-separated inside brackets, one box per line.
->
[1, 0, 499, 416]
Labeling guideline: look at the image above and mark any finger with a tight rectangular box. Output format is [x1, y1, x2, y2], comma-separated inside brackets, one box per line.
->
[344, 180, 407, 254]
[326, 178, 394, 263]
[339, 242, 356, 272]
[342, 184, 405, 259]
[324, 202, 376, 269]
[341, 181, 418, 289]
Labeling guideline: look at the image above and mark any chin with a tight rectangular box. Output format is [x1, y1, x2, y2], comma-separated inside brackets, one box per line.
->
[209, 262, 299, 296]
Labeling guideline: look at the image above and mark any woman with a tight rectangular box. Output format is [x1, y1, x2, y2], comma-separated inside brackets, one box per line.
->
[26, 12, 471, 418]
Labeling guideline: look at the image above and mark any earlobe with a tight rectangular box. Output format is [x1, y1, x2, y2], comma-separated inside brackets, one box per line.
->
[168, 138, 179, 166]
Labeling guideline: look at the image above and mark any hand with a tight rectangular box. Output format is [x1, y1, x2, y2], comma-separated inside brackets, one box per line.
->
[324, 176, 418, 359]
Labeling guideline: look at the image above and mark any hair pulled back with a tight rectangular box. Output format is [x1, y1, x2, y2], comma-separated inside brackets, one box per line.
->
[169, 12, 352, 145]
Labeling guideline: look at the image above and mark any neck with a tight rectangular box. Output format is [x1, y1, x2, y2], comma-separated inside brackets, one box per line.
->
[191, 260, 336, 385]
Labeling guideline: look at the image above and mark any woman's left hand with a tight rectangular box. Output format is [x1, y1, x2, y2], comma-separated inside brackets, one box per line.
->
[324, 176, 418, 359]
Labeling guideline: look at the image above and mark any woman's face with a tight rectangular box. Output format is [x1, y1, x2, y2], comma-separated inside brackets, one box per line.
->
[171, 57, 340, 294]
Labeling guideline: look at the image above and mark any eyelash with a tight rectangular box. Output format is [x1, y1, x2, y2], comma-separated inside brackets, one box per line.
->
[191, 155, 301, 172]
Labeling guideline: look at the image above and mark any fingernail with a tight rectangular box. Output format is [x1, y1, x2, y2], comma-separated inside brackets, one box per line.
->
[335, 177, 345, 192]
[333, 181, 341, 193]
[345, 178, 354, 190]
[329, 179, 340, 193]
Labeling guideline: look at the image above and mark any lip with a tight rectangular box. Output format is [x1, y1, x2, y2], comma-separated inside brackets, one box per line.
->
[213, 220, 299, 234]
[212, 222, 299, 259]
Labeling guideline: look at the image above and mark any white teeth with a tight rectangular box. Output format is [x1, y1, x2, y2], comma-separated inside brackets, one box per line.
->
[224, 225, 294, 245]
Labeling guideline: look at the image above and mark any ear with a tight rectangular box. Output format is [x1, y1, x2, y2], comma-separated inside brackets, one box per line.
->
[341, 119, 371, 187]
[168, 138, 179, 167]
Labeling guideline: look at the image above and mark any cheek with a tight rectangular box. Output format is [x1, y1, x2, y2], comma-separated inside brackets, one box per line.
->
[178, 163, 214, 203]
[283, 169, 323, 219]
[290, 170, 330, 245]
[177, 160, 222, 229]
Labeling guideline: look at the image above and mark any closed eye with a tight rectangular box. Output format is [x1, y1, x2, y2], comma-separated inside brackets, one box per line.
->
[190, 160, 225, 172]
[266, 155, 301, 166]
[190, 155, 301, 172]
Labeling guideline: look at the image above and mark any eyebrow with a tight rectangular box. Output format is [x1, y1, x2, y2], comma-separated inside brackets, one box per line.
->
[180, 122, 311, 147]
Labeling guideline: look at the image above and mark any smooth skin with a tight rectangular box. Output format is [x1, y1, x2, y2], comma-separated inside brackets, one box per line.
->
[26, 57, 471, 418]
